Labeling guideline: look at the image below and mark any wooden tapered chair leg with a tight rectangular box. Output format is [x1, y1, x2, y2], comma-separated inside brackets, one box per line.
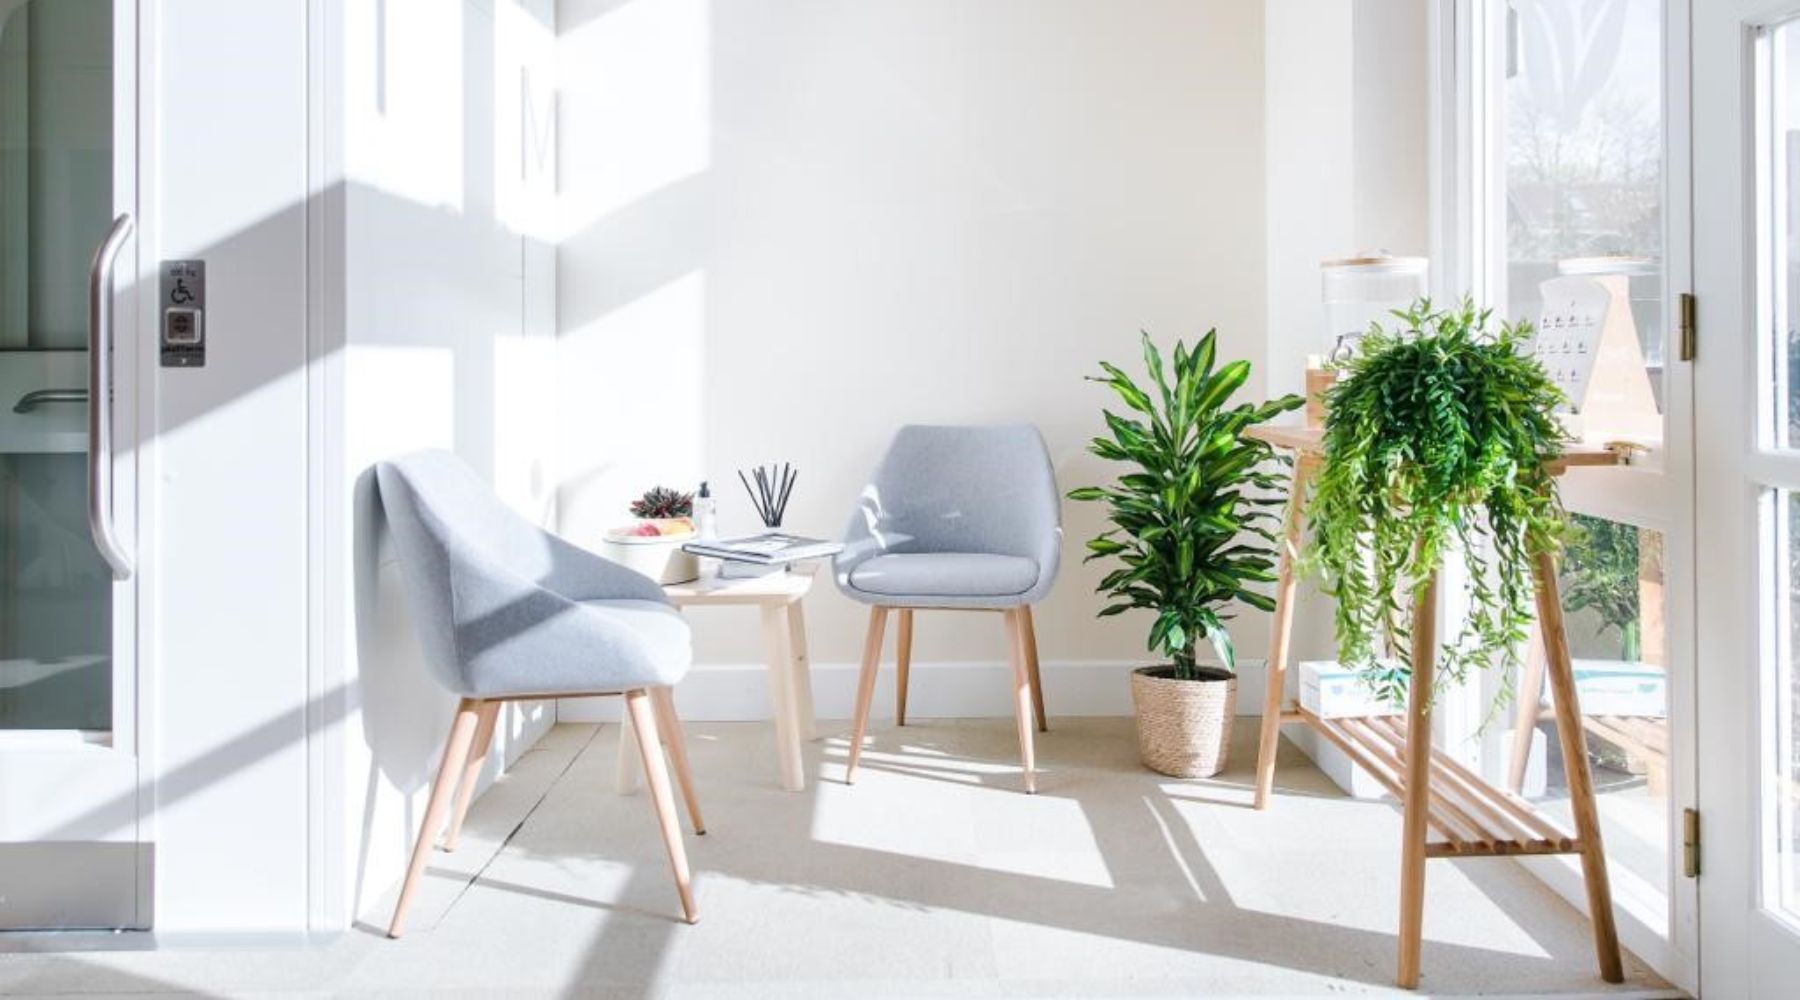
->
[895, 609, 914, 726]
[443, 700, 501, 852]
[844, 607, 889, 783]
[1004, 609, 1038, 794]
[388, 698, 483, 938]
[650, 686, 706, 835]
[1020, 605, 1047, 732]
[625, 689, 699, 924]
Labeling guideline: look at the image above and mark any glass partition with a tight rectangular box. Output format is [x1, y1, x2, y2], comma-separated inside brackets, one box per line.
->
[0, 0, 114, 731]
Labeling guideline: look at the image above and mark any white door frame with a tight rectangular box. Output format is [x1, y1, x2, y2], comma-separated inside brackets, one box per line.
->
[1693, 1, 1800, 995]
[1430, 0, 1700, 989]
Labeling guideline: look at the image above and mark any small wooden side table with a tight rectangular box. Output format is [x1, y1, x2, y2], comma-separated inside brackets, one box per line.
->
[616, 562, 819, 793]
[1246, 424, 1626, 989]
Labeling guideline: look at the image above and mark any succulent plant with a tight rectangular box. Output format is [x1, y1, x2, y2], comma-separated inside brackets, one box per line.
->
[630, 486, 694, 520]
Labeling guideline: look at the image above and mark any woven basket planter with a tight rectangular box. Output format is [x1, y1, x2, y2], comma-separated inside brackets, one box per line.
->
[1129, 666, 1238, 778]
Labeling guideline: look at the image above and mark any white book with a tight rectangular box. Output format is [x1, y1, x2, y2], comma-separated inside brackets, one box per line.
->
[682, 532, 843, 565]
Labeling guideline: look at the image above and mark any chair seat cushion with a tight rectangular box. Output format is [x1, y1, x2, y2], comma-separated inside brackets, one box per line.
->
[848, 553, 1039, 599]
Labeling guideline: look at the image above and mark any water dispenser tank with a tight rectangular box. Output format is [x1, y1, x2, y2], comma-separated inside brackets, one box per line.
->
[1321, 253, 1429, 359]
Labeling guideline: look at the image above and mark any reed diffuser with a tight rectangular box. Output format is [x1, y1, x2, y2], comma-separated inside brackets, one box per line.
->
[739, 463, 797, 528]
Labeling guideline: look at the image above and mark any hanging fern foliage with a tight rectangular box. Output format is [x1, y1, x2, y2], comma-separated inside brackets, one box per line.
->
[1304, 299, 1567, 706]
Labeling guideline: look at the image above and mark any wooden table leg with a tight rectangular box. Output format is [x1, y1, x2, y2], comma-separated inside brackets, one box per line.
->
[1255, 454, 1316, 810]
[1397, 568, 1439, 990]
[761, 604, 806, 792]
[1532, 549, 1625, 984]
[787, 600, 817, 741]
[1506, 623, 1549, 795]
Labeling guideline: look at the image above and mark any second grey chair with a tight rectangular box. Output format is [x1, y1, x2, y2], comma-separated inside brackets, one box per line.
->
[834, 424, 1061, 792]
[376, 450, 704, 936]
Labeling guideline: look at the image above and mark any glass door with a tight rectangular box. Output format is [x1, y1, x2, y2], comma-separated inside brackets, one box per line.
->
[1449, 0, 1697, 985]
[1692, 0, 1800, 993]
[0, 0, 143, 929]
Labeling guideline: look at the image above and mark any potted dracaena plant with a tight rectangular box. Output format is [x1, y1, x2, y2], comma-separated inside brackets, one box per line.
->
[1069, 331, 1304, 778]
[1305, 298, 1566, 712]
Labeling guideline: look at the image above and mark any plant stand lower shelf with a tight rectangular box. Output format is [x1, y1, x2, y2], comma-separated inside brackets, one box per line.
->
[1246, 424, 1627, 989]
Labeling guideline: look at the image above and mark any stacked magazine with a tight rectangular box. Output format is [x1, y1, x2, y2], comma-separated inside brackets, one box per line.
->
[682, 532, 844, 566]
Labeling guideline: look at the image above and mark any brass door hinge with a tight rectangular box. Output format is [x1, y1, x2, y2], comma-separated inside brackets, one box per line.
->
[1679, 293, 1697, 361]
[1683, 807, 1701, 878]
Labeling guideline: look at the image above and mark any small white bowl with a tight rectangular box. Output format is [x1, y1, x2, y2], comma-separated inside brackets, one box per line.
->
[601, 522, 698, 584]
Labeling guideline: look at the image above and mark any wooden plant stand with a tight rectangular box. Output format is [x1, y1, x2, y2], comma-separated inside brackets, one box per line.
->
[1246, 425, 1626, 989]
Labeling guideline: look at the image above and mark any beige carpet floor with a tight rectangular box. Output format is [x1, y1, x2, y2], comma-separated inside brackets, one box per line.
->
[0, 718, 1678, 998]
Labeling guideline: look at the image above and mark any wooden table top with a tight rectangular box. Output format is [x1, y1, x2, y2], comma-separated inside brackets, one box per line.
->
[1245, 424, 1624, 475]
[662, 560, 820, 607]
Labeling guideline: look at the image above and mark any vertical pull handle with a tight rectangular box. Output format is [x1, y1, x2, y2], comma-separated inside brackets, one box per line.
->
[88, 213, 133, 581]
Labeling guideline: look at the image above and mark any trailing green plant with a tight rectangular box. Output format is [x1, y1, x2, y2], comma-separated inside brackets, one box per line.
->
[1069, 331, 1305, 680]
[1305, 298, 1567, 707]
[630, 486, 693, 520]
[1561, 514, 1643, 662]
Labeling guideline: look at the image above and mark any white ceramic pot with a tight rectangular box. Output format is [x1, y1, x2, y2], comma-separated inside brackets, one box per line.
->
[600, 521, 698, 584]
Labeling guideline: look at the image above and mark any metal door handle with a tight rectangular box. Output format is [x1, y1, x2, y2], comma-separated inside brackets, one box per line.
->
[12, 388, 89, 414]
[88, 214, 133, 581]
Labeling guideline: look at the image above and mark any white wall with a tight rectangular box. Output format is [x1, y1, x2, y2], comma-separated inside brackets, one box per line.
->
[1262, 0, 1429, 763]
[556, 0, 1273, 716]
[320, 0, 561, 925]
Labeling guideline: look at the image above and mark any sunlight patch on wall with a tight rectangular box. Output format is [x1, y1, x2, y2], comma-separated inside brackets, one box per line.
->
[557, 0, 710, 240]
[556, 270, 706, 546]
[345, 0, 465, 213]
[496, 0, 556, 244]
[345, 344, 455, 471]
[492, 329, 557, 526]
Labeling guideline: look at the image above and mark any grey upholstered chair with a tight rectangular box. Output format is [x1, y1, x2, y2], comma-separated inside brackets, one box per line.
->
[834, 424, 1061, 792]
[376, 451, 704, 936]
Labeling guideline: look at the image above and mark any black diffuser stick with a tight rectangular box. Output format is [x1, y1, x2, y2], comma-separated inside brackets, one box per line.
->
[775, 467, 796, 526]
[739, 462, 799, 528]
[737, 469, 765, 526]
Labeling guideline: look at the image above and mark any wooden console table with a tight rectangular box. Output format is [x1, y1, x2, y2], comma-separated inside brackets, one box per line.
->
[1246, 424, 1626, 989]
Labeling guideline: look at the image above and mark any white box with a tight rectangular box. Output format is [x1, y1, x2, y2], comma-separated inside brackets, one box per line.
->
[1545, 658, 1666, 718]
[1299, 660, 1403, 719]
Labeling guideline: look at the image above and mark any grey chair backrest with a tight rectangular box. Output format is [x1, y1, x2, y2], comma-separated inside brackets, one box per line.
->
[376, 450, 670, 696]
[841, 424, 1061, 589]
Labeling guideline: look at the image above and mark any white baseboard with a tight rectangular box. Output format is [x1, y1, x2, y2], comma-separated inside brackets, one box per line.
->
[559, 658, 1269, 722]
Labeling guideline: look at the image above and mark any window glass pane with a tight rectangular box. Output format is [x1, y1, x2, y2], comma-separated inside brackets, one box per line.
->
[1779, 493, 1800, 920]
[0, 0, 114, 731]
[1512, 515, 1669, 907]
[1774, 24, 1800, 448]
[1504, 0, 1665, 430]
